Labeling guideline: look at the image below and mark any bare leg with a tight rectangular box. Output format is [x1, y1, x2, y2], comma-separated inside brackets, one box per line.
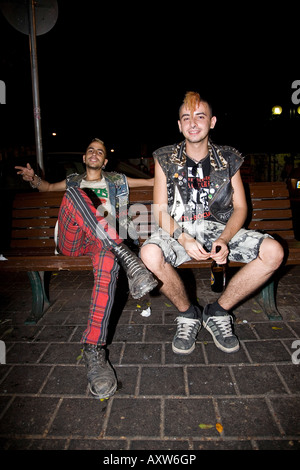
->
[141, 243, 201, 355]
[140, 244, 190, 312]
[218, 238, 284, 310]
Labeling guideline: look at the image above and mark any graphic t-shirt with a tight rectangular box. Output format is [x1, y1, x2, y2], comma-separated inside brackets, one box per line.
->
[180, 154, 212, 223]
[80, 177, 112, 216]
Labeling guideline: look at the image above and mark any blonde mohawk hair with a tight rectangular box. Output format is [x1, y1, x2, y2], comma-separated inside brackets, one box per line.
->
[179, 91, 213, 118]
[183, 91, 201, 114]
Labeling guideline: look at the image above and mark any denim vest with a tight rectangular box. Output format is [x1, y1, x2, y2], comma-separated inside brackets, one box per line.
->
[66, 171, 132, 238]
[66, 171, 129, 216]
[153, 141, 244, 224]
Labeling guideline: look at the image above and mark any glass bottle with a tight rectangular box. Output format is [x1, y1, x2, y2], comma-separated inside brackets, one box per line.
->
[210, 246, 226, 293]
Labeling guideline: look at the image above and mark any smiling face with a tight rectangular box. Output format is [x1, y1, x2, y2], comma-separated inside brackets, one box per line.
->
[83, 140, 108, 170]
[178, 100, 217, 145]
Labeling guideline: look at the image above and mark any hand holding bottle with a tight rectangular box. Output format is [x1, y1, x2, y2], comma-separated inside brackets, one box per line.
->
[210, 245, 227, 293]
[210, 239, 229, 265]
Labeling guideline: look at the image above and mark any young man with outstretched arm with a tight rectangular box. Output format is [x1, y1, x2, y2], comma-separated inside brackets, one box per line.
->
[16, 138, 156, 399]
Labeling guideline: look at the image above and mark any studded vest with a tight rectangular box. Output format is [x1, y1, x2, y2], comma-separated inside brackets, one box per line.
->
[153, 141, 244, 224]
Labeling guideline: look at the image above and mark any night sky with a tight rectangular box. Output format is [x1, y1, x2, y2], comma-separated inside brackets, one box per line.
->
[0, 1, 299, 160]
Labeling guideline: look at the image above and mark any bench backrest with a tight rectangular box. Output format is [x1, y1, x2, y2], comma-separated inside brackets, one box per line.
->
[129, 182, 295, 242]
[9, 182, 294, 250]
[11, 191, 63, 249]
[245, 182, 294, 239]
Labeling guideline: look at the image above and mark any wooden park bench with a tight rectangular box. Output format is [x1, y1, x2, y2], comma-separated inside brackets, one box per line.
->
[0, 182, 299, 323]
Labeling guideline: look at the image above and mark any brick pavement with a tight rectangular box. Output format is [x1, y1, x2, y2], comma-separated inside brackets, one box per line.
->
[0, 266, 299, 451]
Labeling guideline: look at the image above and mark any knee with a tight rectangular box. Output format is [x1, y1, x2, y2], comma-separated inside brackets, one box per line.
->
[259, 238, 284, 270]
[140, 244, 164, 272]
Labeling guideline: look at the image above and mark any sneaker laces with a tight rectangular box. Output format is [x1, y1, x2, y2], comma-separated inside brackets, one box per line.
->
[175, 316, 200, 340]
[208, 315, 234, 338]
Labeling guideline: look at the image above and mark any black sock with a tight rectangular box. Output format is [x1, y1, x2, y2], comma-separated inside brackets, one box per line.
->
[207, 301, 228, 317]
[180, 304, 201, 319]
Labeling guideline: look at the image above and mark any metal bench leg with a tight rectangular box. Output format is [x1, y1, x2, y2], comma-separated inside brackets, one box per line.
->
[25, 271, 51, 324]
[256, 280, 283, 321]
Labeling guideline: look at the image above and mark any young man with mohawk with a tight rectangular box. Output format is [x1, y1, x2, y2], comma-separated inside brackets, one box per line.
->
[141, 92, 284, 355]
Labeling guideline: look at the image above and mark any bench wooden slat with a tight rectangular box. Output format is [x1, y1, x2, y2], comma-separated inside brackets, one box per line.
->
[260, 230, 295, 239]
[249, 185, 290, 198]
[12, 190, 63, 200]
[251, 209, 292, 219]
[10, 239, 56, 248]
[11, 228, 55, 239]
[251, 199, 291, 209]
[286, 252, 300, 264]
[2, 242, 299, 272]
[248, 220, 294, 231]
[0, 255, 93, 271]
[12, 201, 62, 210]
[12, 218, 57, 228]
[128, 187, 153, 203]
[13, 208, 60, 219]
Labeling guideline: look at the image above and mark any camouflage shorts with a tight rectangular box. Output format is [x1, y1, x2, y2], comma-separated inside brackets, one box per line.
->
[142, 220, 272, 268]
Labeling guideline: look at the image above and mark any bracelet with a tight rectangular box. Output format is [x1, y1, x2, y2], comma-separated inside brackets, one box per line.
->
[30, 174, 42, 189]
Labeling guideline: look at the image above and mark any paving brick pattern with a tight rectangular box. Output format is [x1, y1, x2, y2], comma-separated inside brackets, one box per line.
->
[0, 266, 299, 450]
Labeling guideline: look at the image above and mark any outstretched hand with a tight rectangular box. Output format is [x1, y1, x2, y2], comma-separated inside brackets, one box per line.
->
[15, 163, 34, 182]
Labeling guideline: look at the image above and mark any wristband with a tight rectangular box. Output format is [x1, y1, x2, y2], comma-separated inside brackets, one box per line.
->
[30, 175, 42, 189]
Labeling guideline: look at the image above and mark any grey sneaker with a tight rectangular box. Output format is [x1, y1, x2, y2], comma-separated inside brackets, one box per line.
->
[172, 316, 201, 355]
[83, 344, 117, 398]
[202, 305, 240, 353]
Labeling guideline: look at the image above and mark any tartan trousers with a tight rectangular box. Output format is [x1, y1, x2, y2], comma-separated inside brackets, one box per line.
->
[57, 187, 122, 345]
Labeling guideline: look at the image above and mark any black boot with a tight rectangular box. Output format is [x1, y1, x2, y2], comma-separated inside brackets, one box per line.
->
[83, 344, 117, 399]
[111, 243, 158, 299]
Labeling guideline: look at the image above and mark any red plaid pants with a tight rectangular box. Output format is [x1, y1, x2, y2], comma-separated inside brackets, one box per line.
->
[57, 187, 122, 345]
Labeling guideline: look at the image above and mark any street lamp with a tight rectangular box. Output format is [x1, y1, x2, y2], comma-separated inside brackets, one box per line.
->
[272, 106, 283, 116]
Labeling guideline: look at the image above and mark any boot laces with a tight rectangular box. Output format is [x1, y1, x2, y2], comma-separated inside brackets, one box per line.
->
[86, 347, 106, 373]
[115, 246, 143, 276]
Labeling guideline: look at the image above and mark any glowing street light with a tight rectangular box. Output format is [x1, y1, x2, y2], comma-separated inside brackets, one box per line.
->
[272, 106, 283, 115]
